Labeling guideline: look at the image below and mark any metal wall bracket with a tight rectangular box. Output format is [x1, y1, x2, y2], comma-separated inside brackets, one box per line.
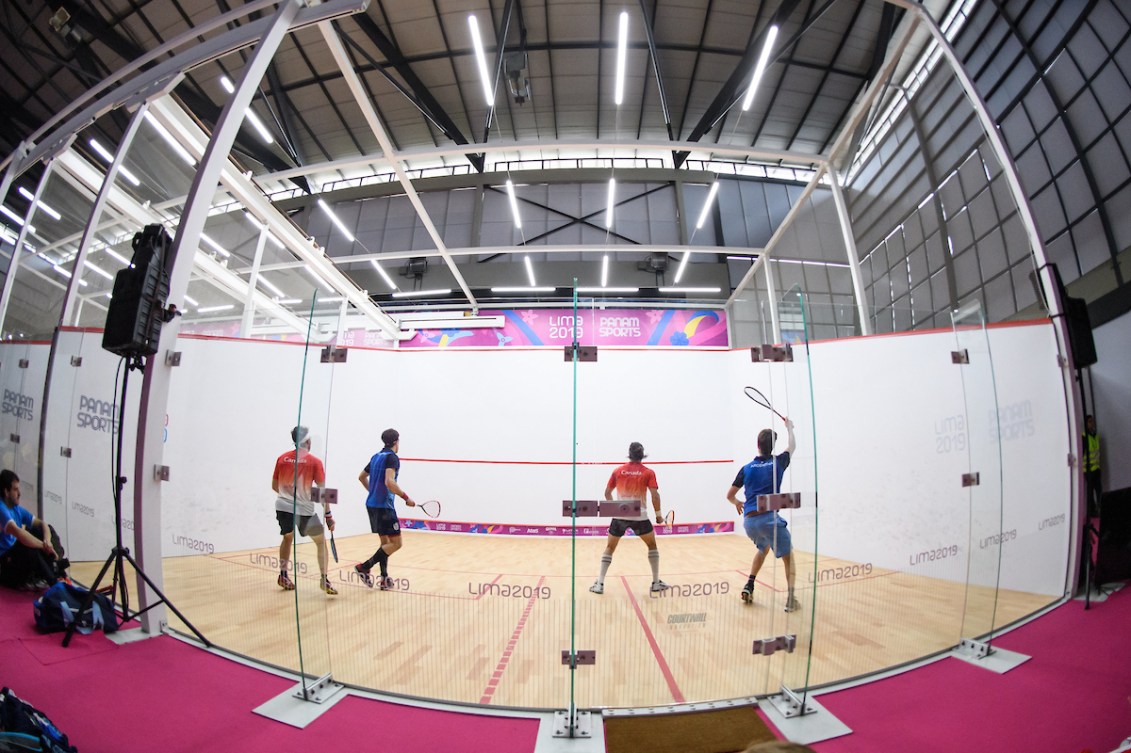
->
[60, 447, 72, 458]
[311, 487, 338, 505]
[320, 346, 347, 363]
[9, 434, 19, 444]
[18, 359, 29, 368]
[752, 343, 793, 362]
[756, 492, 802, 513]
[599, 499, 641, 517]
[1067, 453, 1077, 468]
[70, 356, 82, 367]
[766, 684, 817, 719]
[552, 710, 593, 738]
[562, 499, 599, 517]
[752, 634, 796, 656]
[956, 637, 992, 660]
[961, 472, 980, 487]
[292, 672, 344, 704]
[561, 649, 596, 667]
[563, 345, 598, 362]
[165, 350, 182, 367]
[154, 465, 171, 481]
[1056, 354, 1068, 367]
[951, 349, 969, 364]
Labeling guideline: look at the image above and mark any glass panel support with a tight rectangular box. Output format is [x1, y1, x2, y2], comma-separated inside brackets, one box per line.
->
[291, 672, 344, 705]
[766, 684, 817, 719]
[552, 710, 594, 739]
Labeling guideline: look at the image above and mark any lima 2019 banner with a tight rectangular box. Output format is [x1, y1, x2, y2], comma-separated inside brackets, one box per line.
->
[404, 309, 727, 348]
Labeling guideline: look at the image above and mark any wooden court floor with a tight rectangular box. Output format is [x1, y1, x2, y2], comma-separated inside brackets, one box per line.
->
[72, 531, 1057, 709]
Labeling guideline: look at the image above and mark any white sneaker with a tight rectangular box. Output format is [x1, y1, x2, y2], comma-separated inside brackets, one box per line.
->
[589, 582, 604, 594]
[650, 580, 669, 593]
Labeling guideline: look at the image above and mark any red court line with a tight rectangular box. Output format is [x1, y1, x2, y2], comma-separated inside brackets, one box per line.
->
[619, 576, 684, 703]
[478, 576, 545, 705]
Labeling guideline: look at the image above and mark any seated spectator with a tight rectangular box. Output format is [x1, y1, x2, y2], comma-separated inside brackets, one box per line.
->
[0, 469, 60, 591]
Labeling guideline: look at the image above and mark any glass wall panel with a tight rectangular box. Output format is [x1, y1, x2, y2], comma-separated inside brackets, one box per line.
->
[0, 341, 47, 508]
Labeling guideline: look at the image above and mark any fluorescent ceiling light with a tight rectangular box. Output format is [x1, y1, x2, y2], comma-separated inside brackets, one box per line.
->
[317, 198, 355, 243]
[317, 296, 346, 304]
[614, 11, 628, 106]
[524, 255, 536, 286]
[491, 286, 556, 293]
[371, 260, 398, 291]
[304, 265, 334, 292]
[468, 15, 494, 106]
[88, 139, 141, 186]
[143, 112, 196, 166]
[220, 75, 274, 144]
[771, 258, 851, 268]
[392, 288, 452, 298]
[52, 265, 86, 285]
[197, 304, 235, 313]
[605, 178, 616, 229]
[505, 179, 522, 228]
[257, 274, 286, 298]
[184, 294, 200, 307]
[742, 24, 779, 111]
[199, 233, 230, 257]
[601, 254, 609, 287]
[103, 247, 131, 266]
[277, 298, 302, 305]
[83, 261, 114, 281]
[0, 206, 26, 227]
[695, 182, 721, 230]
[726, 254, 759, 261]
[399, 315, 504, 330]
[674, 250, 691, 283]
[658, 287, 722, 294]
[17, 187, 62, 221]
[576, 286, 638, 293]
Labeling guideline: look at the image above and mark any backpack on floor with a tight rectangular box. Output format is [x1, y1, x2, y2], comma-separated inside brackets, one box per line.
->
[33, 582, 119, 635]
[0, 687, 78, 753]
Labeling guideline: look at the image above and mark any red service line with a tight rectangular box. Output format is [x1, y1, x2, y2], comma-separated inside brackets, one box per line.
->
[619, 576, 685, 703]
[402, 457, 732, 466]
[479, 575, 546, 705]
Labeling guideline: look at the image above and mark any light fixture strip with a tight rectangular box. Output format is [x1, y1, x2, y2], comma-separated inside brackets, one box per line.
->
[257, 274, 287, 298]
[614, 11, 629, 106]
[197, 304, 235, 313]
[304, 265, 334, 293]
[674, 250, 691, 283]
[601, 254, 609, 287]
[695, 181, 721, 230]
[392, 288, 453, 299]
[103, 247, 131, 266]
[658, 286, 722, 293]
[17, 187, 62, 221]
[371, 260, 398, 291]
[199, 233, 231, 258]
[576, 286, 639, 293]
[184, 294, 200, 307]
[143, 112, 196, 166]
[83, 261, 114, 281]
[220, 75, 273, 144]
[317, 198, 356, 243]
[491, 286, 557, 293]
[742, 24, 779, 111]
[505, 179, 522, 228]
[524, 255, 536, 286]
[468, 15, 495, 106]
[88, 139, 141, 186]
[0, 206, 25, 227]
[605, 178, 616, 229]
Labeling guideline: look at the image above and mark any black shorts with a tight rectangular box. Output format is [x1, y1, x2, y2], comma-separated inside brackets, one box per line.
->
[276, 510, 324, 537]
[608, 518, 654, 537]
[367, 507, 401, 537]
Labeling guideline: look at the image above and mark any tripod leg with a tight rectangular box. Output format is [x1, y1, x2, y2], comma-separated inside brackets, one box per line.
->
[62, 550, 117, 647]
[121, 550, 211, 647]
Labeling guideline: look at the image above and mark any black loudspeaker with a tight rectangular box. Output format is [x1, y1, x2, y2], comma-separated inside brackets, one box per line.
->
[102, 225, 172, 358]
[1063, 295, 1098, 369]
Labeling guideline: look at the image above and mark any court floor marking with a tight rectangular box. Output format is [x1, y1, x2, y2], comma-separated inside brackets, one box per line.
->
[478, 575, 546, 704]
[619, 575, 685, 703]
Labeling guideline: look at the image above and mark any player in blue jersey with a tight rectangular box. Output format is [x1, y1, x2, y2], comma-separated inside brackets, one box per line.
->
[355, 428, 416, 590]
[726, 418, 799, 611]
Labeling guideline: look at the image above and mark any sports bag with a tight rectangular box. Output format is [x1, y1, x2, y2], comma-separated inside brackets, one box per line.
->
[33, 583, 119, 634]
[0, 687, 78, 753]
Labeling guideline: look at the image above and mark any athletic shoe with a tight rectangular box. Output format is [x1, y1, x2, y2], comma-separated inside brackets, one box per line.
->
[589, 581, 604, 595]
[354, 564, 374, 588]
[378, 576, 394, 591]
[650, 580, 670, 593]
[740, 579, 755, 604]
[784, 596, 801, 613]
[320, 575, 338, 596]
[278, 571, 296, 591]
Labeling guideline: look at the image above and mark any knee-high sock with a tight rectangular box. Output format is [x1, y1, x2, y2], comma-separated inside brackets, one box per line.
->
[597, 553, 612, 585]
[648, 549, 660, 583]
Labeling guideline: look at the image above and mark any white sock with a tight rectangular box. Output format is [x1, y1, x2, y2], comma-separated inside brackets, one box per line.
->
[648, 549, 660, 583]
[597, 553, 612, 585]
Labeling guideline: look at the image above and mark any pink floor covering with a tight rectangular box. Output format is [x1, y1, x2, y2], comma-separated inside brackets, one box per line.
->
[0, 589, 538, 753]
[2, 584, 1129, 753]
[809, 583, 1131, 753]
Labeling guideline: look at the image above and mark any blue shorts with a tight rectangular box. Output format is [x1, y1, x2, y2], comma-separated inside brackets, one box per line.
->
[367, 507, 401, 537]
[743, 512, 792, 557]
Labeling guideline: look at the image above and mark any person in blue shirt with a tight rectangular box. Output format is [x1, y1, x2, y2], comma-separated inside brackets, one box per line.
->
[726, 419, 799, 612]
[0, 469, 58, 591]
[355, 429, 416, 590]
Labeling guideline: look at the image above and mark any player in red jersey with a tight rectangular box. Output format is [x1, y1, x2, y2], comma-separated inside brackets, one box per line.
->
[589, 442, 668, 594]
[272, 426, 336, 595]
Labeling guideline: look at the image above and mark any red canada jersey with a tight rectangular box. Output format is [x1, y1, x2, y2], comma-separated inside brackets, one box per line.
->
[273, 449, 326, 513]
[607, 462, 658, 520]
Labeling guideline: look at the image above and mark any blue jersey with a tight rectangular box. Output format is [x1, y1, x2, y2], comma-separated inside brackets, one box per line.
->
[0, 503, 33, 556]
[363, 449, 401, 509]
[732, 452, 791, 516]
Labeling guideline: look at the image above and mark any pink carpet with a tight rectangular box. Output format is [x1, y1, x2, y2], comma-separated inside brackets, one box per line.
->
[812, 584, 1131, 753]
